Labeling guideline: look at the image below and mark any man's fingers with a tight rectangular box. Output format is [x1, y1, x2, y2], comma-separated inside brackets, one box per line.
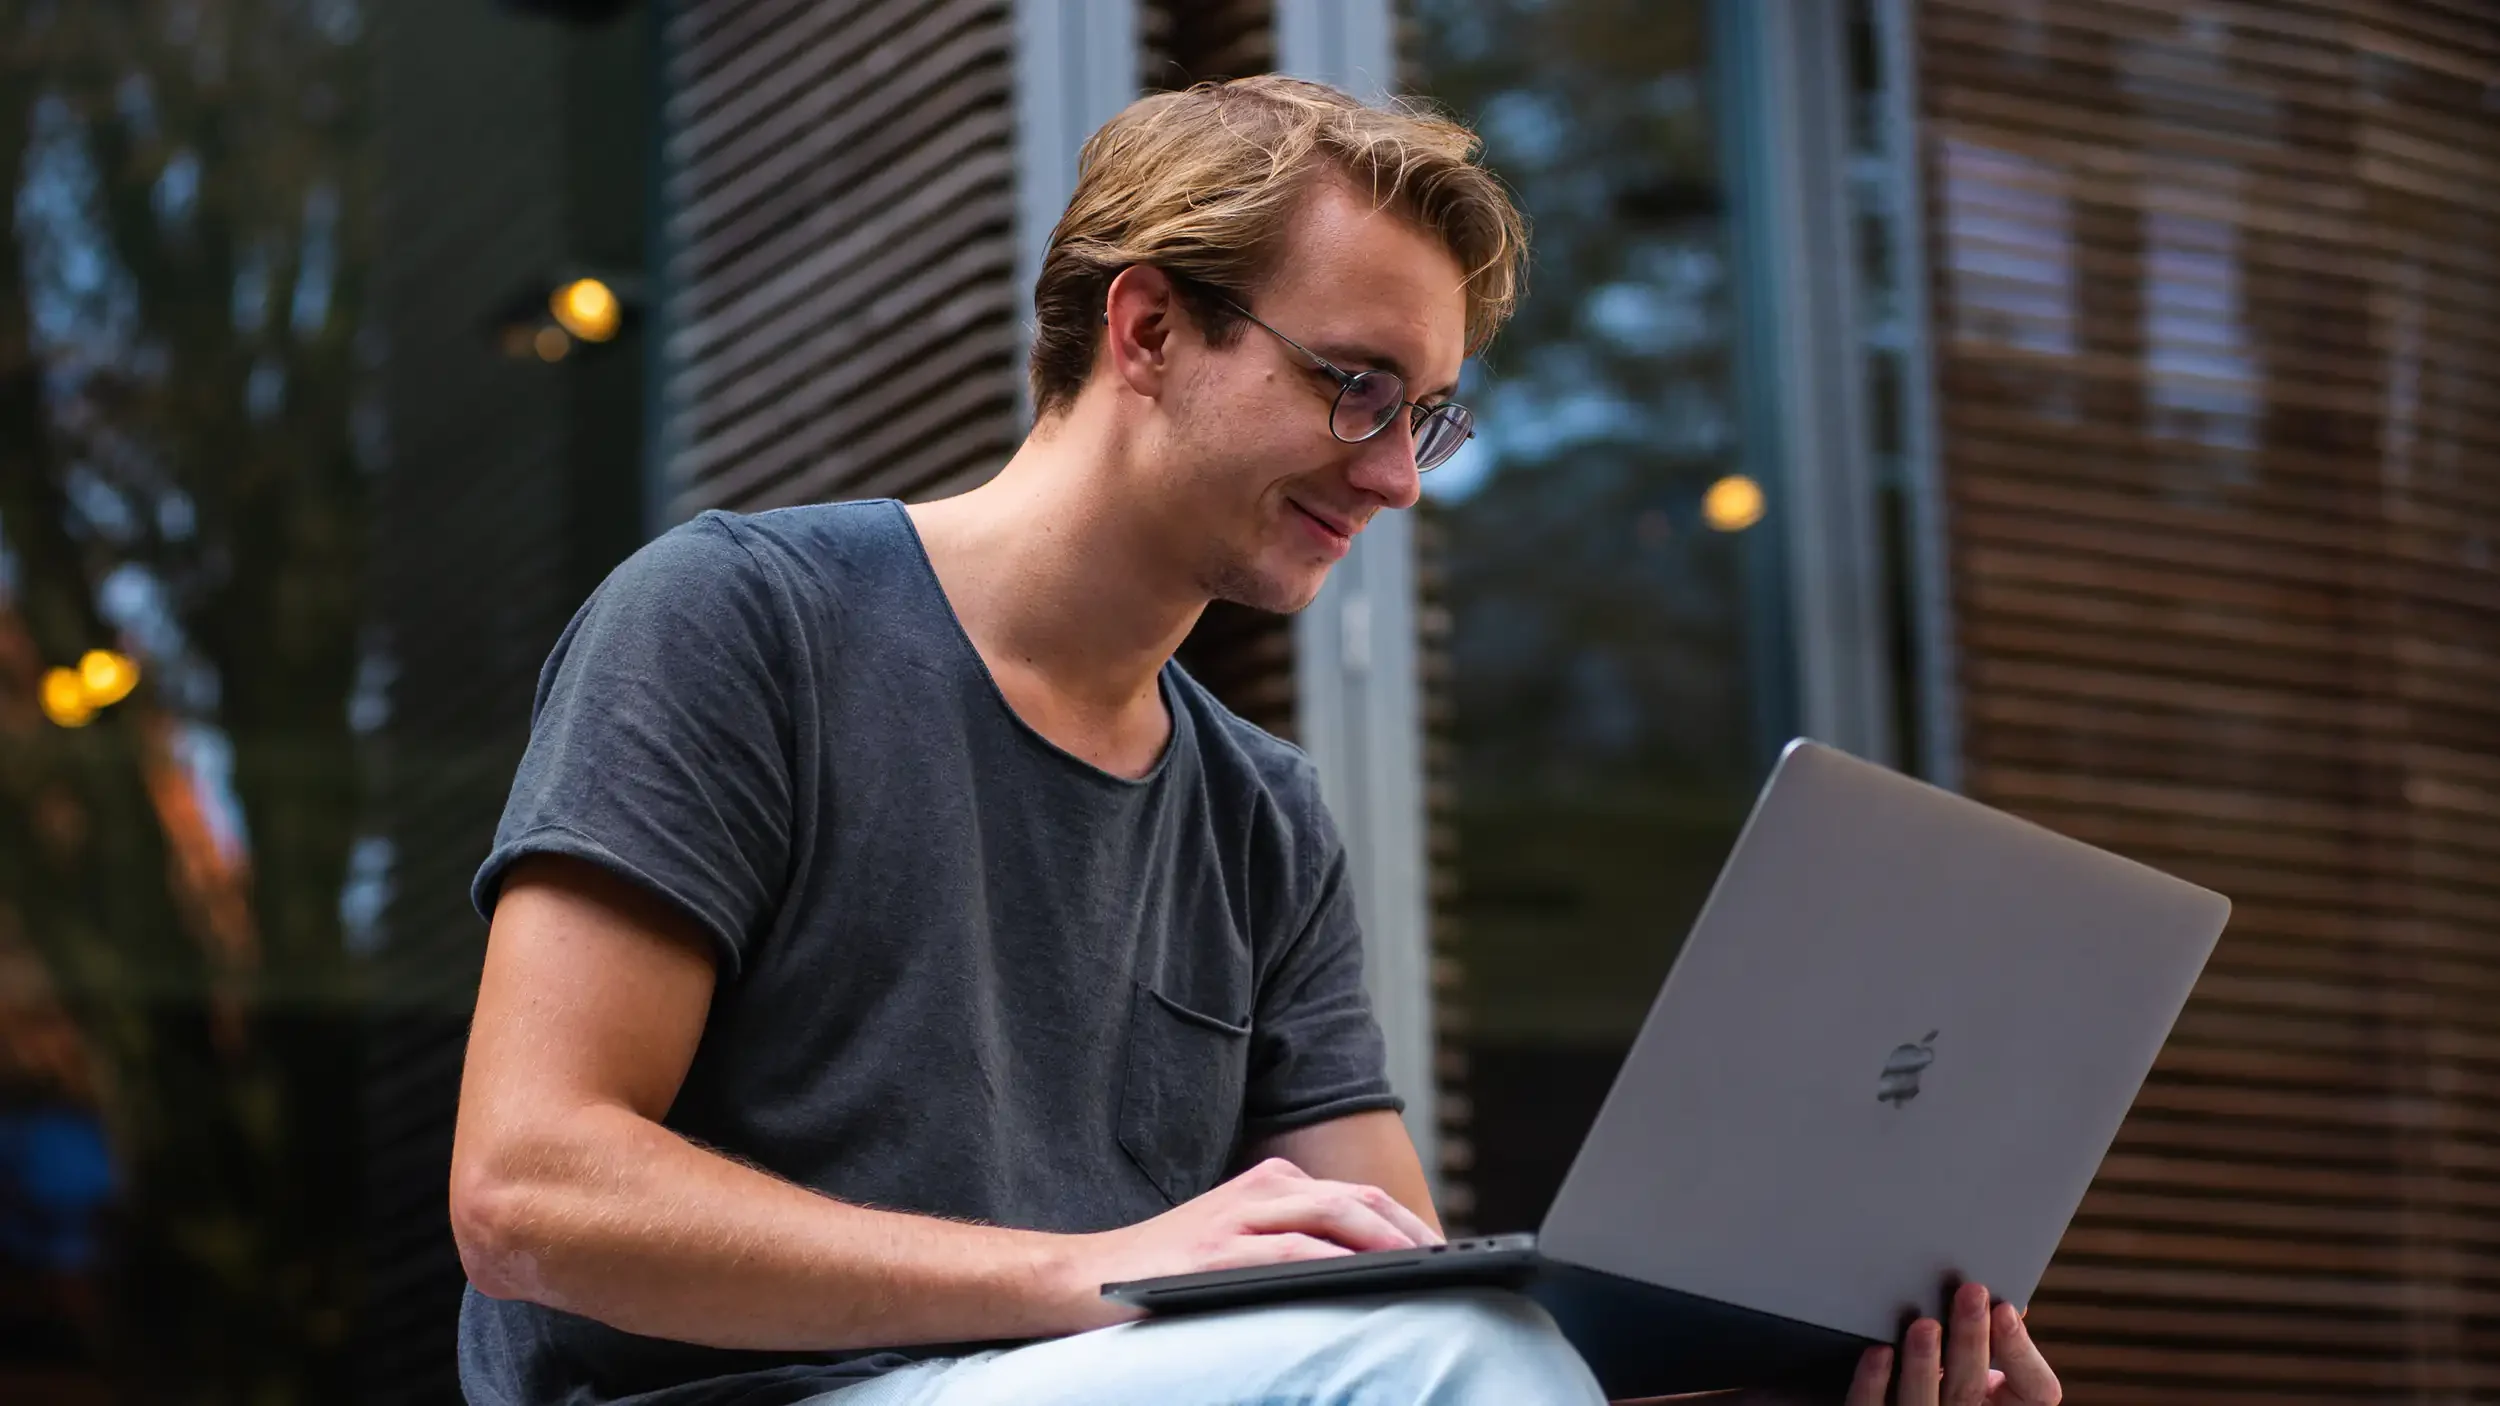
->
[1229, 1171, 1436, 1248]
[1989, 1302, 2062, 1404]
[1315, 1177, 1444, 1247]
[1236, 1190, 1419, 1252]
[1897, 1318, 1943, 1406]
[1219, 1232, 1353, 1269]
[1845, 1345, 1894, 1406]
[1943, 1284, 1992, 1405]
[1256, 1231, 1355, 1266]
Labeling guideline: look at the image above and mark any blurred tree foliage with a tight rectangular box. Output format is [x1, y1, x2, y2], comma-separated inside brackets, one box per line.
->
[1417, 0, 1757, 805]
[0, 1, 370, 1399]
[1412, 0, 1770, 1045]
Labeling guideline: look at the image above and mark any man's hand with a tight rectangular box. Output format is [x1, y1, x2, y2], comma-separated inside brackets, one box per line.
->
[1052, 1157, 1442, 1331]
[1626, 1282, 2061, 1406]
[1842, 1282, 2059, 1406]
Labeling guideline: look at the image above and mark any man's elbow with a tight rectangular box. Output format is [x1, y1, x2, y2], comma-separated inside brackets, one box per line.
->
[449, 1154, 552, 1303]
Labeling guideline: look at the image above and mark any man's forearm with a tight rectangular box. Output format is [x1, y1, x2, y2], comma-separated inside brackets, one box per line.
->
[1244, 1111, 1440, 1238]
[453, 1103, 1090, 1351]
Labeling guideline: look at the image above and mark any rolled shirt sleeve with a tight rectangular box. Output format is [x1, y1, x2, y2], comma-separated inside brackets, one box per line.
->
[472, 512, 797, 978]
[1242, 791, 1406, 1140]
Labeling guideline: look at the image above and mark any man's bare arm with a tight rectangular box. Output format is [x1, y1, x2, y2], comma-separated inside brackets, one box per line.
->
[1243, 1109, 1443, 1240]
[450, 855, 1436, 1351]
[449, 855, 1096, 1349]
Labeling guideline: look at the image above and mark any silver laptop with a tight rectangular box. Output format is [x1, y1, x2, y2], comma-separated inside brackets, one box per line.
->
[1104, 739, 2231, 1396]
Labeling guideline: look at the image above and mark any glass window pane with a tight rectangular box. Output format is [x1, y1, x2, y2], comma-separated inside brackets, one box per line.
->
[1413, 0, 1791, 1233]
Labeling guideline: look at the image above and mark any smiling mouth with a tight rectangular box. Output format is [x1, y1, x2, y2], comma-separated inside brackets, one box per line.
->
[1290, 500, 1353, 540]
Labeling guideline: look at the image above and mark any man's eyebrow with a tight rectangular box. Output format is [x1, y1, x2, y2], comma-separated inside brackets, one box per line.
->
[1311, 342, 1459, 401]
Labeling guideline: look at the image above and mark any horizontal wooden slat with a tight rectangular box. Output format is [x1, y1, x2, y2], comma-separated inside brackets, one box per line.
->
[665, 0, 807, 79]
[668, 0, 916, 139]
[2077, 1184, 2500, 1248]
[1943, 395, 2500, 515]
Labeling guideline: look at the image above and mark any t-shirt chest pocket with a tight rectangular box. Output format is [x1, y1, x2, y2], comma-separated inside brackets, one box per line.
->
[1116, 982, 1252, 1205]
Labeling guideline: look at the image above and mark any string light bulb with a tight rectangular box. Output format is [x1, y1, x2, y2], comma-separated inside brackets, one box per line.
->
[79, 649, 140, 707]
[39, 650, 141, 728]
[1703, 474, 1766, 533]
[549, 278, 622, 343]
[40, 668, 95, 728]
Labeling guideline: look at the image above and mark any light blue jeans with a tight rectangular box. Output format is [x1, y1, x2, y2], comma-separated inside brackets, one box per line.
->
[816, 1288, 1608, 1406]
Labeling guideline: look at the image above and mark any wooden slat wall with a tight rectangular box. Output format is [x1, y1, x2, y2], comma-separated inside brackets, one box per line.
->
[1917, 2, 2500, 1400]
[659, 0, 1022, 515]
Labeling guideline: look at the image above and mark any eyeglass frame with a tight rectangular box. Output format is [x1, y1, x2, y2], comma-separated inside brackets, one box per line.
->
[1097, 275, 1476, 471]
[1210, 296, 1475, 471]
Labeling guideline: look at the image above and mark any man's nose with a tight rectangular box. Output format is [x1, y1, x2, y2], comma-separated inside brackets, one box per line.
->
[1349, 422, 1423, 511]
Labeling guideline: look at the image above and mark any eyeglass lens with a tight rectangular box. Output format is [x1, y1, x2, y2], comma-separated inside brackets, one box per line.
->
[1331, 371, 1473, 471]
[1414, 403, 1472, 470]
[1330, 371, 1405, 443]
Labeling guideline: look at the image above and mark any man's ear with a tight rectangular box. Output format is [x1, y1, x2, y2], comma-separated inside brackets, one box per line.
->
[1103, 264, 1181, 400]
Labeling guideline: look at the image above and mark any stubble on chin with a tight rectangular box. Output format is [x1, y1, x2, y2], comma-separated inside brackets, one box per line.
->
[1201, 555, 1325, 616]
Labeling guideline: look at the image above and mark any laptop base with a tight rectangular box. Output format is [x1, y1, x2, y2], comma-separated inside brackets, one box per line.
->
[1100, 1234, 1540, 1314]
[1105, 1240, 1877, 1400]
[1529, 1258, 1877, 1399]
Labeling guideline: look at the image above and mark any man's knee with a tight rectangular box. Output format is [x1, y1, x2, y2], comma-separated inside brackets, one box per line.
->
[1317, 1289, 1604, 1405]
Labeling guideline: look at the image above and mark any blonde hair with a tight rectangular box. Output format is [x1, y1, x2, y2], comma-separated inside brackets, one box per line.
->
[1029, 75, 1528, 418]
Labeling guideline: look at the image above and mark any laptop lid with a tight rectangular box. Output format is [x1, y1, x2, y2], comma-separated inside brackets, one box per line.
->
[1536, 739, 2229, 1342]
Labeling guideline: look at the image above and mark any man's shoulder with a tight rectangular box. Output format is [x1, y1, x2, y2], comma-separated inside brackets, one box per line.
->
[608, 500, 916, 618]
[1168, 666, 1332, 842]
[684, 499, 906, 574]
[562, 502, 917, 679]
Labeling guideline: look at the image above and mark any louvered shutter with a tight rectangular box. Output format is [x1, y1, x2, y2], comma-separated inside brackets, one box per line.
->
[1918, 2, 2500, 1399]
[659, 0, 1023, 514]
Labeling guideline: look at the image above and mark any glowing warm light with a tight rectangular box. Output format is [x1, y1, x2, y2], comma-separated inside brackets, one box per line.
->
[534, 325, 572, 362]
[1703, 474, 1766, 533]
[550, 278, 621, 343]
[79, 649, 140, 707]
[41, 667, 96, 728]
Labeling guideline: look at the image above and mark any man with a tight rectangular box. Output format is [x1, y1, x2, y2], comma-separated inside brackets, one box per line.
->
[449, 76, 2061, 1406]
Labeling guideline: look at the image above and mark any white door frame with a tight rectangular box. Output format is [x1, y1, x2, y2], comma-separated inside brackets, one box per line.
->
[1012, 0, 1140, 422]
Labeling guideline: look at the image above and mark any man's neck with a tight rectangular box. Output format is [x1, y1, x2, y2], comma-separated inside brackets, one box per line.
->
[904, 410, 1203, 778]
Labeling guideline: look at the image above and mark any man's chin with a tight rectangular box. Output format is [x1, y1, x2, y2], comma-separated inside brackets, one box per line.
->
[1207, 561, 1330, 616]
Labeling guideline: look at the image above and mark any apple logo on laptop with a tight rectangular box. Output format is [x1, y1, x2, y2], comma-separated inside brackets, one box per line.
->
[1878, 1031, 1940, 1106]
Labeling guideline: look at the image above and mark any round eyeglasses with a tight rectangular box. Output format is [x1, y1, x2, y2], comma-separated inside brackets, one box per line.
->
[1218, 298, 1476, 472]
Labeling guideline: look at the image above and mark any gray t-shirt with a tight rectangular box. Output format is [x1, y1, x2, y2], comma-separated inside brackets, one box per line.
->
[458, 501, 1399, 1406]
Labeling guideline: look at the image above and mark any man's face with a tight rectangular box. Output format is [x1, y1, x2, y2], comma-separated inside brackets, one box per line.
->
[1150, 181, 1468, 614]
